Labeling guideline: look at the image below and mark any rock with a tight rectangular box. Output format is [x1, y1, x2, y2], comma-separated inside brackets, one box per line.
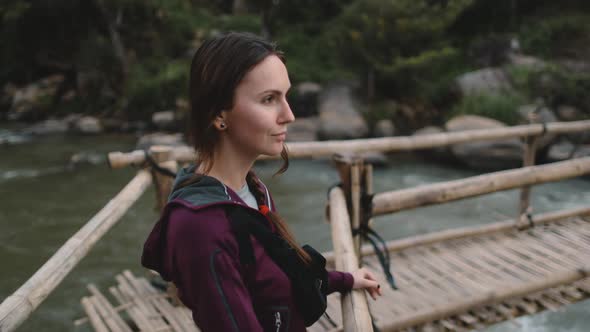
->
[445, 115, 523, 170]
[317, 84, 368, 140]
[296, 82, 322, 95]
[412, 126, 452, 162]
[374, 119, 395, 137]
[286, 117, 319, 142]
[291, 82, 322, 117]
[517, 104, 558, 149]
[68, 151, 105, 167]
[152, 111, 176, 130]
[455, 68, 512, 97]
[506, 53, 547, 70]
[547, 140, 590, 162]
[558, 60, 590, 74]
[557, 105, 584, 121]
[7, 75, 64, 121]
[73, 116, 103, 134]
[136, 132, 185, 150]
[23, 119, 68, 135]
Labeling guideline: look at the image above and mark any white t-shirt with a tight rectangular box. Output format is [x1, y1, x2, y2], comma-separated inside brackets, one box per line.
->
[236, 182, 258, 210]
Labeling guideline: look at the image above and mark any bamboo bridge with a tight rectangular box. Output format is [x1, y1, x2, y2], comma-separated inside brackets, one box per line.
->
[1, 119, 590, 332]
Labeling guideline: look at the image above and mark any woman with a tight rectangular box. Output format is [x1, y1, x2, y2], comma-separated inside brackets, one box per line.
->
[141, 32, 381, 332]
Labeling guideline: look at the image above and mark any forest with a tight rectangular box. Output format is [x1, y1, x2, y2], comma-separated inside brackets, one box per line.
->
[1, 0, 589, 134]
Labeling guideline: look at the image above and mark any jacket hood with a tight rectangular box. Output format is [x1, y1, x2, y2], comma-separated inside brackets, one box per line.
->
[141, 164, 274, 280]
[168, 164, 233, 207]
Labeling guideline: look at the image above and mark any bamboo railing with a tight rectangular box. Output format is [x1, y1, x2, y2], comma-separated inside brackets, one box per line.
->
[372, 156, 590, 216]
[329, 186, 373, 332]
[3, 118, 590, 332]
[0, 170, 152, 332]
[106, 120, 590, 168]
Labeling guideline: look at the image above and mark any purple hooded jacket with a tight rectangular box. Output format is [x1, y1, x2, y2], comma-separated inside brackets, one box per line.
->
[141, 165, 354, 331]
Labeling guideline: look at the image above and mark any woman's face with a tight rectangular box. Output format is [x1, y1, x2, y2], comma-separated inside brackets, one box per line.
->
[221, 54, 295, 158]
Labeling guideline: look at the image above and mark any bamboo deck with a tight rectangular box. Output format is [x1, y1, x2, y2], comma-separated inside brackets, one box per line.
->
[78, 215, 590, 332]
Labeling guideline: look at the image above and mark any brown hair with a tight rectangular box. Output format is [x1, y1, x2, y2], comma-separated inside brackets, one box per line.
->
[184, 32, 310, 264]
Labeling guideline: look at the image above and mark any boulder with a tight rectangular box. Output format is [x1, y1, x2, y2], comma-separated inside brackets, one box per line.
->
[73, 116, 103, 134]
[7, 75, 64, 121]
[152, 110, 178, 131]
[290, 82, 322, 117]
[412, 126, 452, 162]
[286, 117, 318, 142]
[317, 85, 368, 140]
[136, 132, 185, 150]
[547, 140, 590, 162]
[455, 68, 512, 97]
[23, 119, 68, 135]
[374, 119, 395, 137]
[557, 105, 584, 122]
[445, 115, 523, 170]
[506, 53, 547, 70]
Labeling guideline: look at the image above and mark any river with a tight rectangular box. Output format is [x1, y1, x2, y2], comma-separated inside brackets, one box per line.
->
[1, 131, 589, 331]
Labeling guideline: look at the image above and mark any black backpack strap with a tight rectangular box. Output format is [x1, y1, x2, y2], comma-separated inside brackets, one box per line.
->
[226, 206, 256, 266]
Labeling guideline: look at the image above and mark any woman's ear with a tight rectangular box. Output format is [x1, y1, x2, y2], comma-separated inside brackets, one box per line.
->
[214, 111, 228, 131]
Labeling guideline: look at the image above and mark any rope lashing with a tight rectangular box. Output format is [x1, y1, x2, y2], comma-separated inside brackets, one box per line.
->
[352, 223, 398, 290]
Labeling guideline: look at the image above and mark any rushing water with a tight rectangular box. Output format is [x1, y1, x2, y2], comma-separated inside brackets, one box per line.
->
[1, 132, 589, 331]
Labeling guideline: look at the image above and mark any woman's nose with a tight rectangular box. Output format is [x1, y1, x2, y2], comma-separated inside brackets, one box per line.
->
[280, 99, 295, 123]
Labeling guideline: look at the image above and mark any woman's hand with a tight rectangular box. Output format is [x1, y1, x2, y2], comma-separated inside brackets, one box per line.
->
[351, 267, 382, 301]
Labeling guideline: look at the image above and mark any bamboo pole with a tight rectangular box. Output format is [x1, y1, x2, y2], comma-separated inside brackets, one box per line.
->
[517, 112, 540, 228]
[0, 170, 152, 332]
[323, 205, 590, 264]
[329, 186, 373, 332]
[107, 120, 590, 168]
[351, 162, 362, 257]
[381, 267, 590, 331]
[149, 145, 178, 212]
[372, 157, 590, 216]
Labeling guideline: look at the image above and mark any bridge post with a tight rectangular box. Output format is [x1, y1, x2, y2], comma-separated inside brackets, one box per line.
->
[147, 145, 181, 305]
[517, 112, 540, 229]
[148, 145, 178, 213]
[332, 154, 372, 260]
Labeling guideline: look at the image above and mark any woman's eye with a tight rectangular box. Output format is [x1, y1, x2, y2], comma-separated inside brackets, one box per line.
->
[263, 95, 274, 103]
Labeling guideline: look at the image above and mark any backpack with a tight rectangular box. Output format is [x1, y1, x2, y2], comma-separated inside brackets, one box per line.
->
[225, 205, 328, 327]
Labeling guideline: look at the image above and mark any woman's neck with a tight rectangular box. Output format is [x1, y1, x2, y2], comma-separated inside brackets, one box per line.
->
[199, 145, 256, 192]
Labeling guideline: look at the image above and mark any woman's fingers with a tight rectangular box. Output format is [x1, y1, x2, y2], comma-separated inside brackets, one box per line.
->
[351, 268, 383, 300]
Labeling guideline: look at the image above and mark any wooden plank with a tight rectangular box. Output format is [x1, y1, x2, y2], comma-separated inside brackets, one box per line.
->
[81, 297, 109, 332]
[109, 286, 154, 332]
[87, 284, 132, 332]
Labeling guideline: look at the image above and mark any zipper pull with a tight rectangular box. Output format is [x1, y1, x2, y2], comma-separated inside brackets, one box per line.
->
[275, 312, 281, 332]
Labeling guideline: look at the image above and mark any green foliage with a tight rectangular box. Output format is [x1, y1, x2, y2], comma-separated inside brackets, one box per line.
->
[527, 64, 590, 114]
[274, 29, 354, 83]
[126, 59, 189, 120]
[449, 93, 526, 125]
[325, 0, 473, 102]
[519, 13, 590, 59]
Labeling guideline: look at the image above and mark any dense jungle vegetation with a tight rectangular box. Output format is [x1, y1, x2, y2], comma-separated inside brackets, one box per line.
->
[1, 0, 589, 128]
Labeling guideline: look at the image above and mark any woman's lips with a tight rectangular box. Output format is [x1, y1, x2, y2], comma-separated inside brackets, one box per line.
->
[272, 132, 286, 140]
